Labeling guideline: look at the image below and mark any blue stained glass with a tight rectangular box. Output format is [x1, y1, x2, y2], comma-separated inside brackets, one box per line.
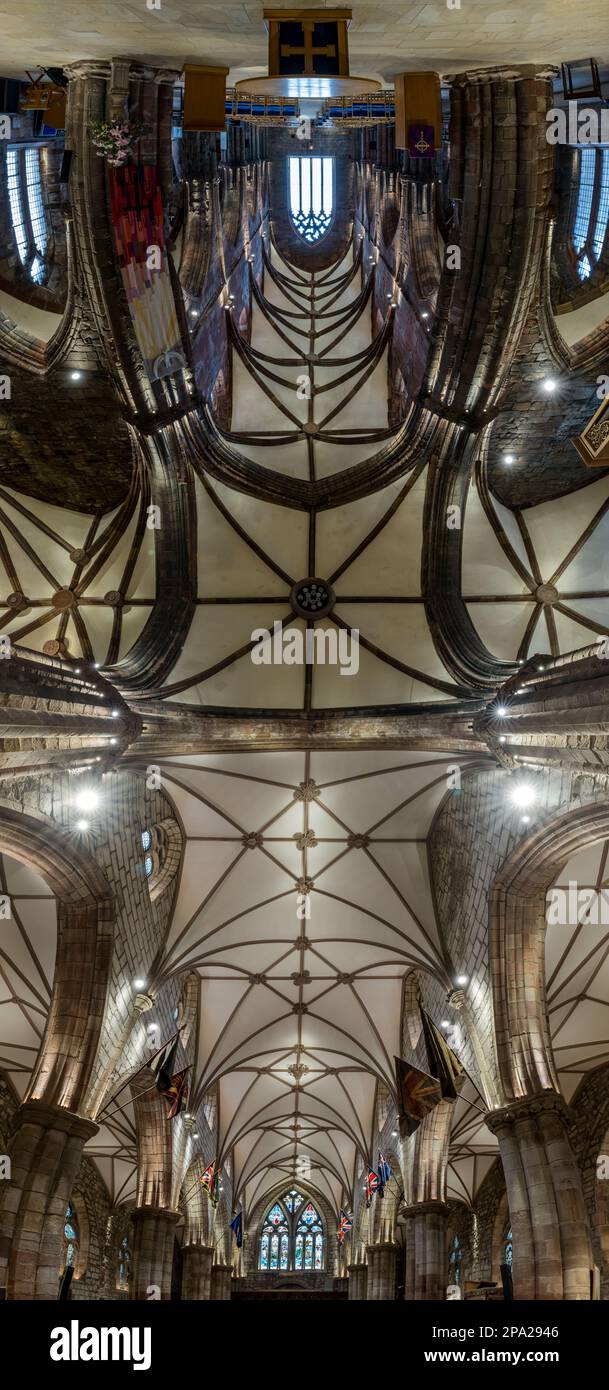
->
[141, 829, 151, 850]
[593, 150, 609, 260]
[573, 148, 595, 253]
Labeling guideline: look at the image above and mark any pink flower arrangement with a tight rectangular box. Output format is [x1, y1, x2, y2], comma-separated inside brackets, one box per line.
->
[89, 120, 144, 168]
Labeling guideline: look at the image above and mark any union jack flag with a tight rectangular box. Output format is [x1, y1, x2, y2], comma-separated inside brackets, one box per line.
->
[365, 1168, 379, 1207]
[338, 1209, 353, 1244]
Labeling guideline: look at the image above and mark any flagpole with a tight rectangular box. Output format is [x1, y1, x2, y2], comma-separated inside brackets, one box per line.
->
[96, 1029, 182, 1119]
[99, 1080, 160, 1121]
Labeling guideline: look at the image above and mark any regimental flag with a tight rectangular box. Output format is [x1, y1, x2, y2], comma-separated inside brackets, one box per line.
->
[421, 1010, 464, 1100]
[338, 1210, 353, 1245]
[150, 1035, 179, 1096]
[198, 1163, 215, 1198]
[210, 1166, 221, 1208]
[163, 1068, 190, 1120]
[365, 1168, 379, 1208]
[394, 1055, 442, 1137]
[377, 1152, 392, 1198]
[231, 1211, 243, 1248]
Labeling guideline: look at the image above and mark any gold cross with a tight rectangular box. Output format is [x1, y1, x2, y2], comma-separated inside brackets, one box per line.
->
[281, 22, 336, 73]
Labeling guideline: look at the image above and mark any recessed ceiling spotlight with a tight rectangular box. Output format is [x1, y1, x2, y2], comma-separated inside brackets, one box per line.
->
[421, 311, 429, 319]
[441, 1019, 451, 1029]
[495, 706, 508, 718]
[74, 788, 100, 813]
[70, 371, 82, 381]
[511, 782, 536, 809]
[75, 818, 89, 831]
[521, 815, 531, 825]
[503, 453, 515, 464]
[542, 378, 558, 393]
[499, 735, 506, 743]
[455, 975, 468, 987]
[133, 978, 146, 990]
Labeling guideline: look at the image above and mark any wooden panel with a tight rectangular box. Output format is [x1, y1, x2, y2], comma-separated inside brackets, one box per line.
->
[264, 8, 351, 78]
[394, 71, 441, 152]
[182, 64, 229, 133]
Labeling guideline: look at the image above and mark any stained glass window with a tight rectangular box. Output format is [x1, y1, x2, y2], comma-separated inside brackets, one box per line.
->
[258, 1190, 324, 1271]
[504, 1227, 513, 1268]
[6, 147, 48, 284]
[448, 1233, 462, 1285]
[63, 1202, 79, 1271]
[118, 1235, 131, 1292]
[289, 157, 334, 243]
[572, 147, 609, 281]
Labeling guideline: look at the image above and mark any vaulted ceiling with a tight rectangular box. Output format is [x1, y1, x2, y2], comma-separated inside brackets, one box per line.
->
[0, 852, 56, 1098]
[151, 748, 477, 1212]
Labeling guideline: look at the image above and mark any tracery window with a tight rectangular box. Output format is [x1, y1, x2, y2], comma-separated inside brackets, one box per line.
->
[258, 1190, 325, 1271]
[448, 1233, 462, 1286]
[118, 1235, 131, 1292]
[288, 157, 334, 243]
[504, 1226, 513, 1268]
[140, 820, 180, 901]
[6, 146, 48, 284]
[572, 147, 609, 280]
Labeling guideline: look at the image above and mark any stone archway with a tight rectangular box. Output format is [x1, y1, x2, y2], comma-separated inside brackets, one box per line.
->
[0, 804, 114, 1299]
[488, 800, 609, 1299]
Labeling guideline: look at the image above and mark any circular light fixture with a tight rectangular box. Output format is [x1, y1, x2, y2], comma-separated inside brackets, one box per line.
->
[499, 735, 506, 743]
[441, 1019, 451, 1029]
[110, 737, 117, 745]
[70, 371, 82, 381]
[421, 311, 429, 319]
[503, 453, 515, 465]
[133, 978, 146, 990]
[510, 782, 536, 809]
[75, 818, 89, 832]
[290, 577, 335, 621]
[455, 975, 468, 987]
[521, 815, 531, 825]
[495, 706, 508, 718]
[542, 378, 557, 393]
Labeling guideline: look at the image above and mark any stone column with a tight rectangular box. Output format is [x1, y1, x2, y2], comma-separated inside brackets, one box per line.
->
[130, 1208, 179, 1300]
[366, 1242, 398, 1300]
[181, 1243, 214, 1300]
[0, 1101, 97, 1300]
[210, 1262, 233, 1300]
[403, 1201, 449, 1301]
[347, 1262, 367, 1300]
[487, 1093, 592, 1300]
[403, 1210, 416, 1300]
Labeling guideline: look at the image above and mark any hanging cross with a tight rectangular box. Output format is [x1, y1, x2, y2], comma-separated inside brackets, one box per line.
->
[281, 22, 336, 73]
